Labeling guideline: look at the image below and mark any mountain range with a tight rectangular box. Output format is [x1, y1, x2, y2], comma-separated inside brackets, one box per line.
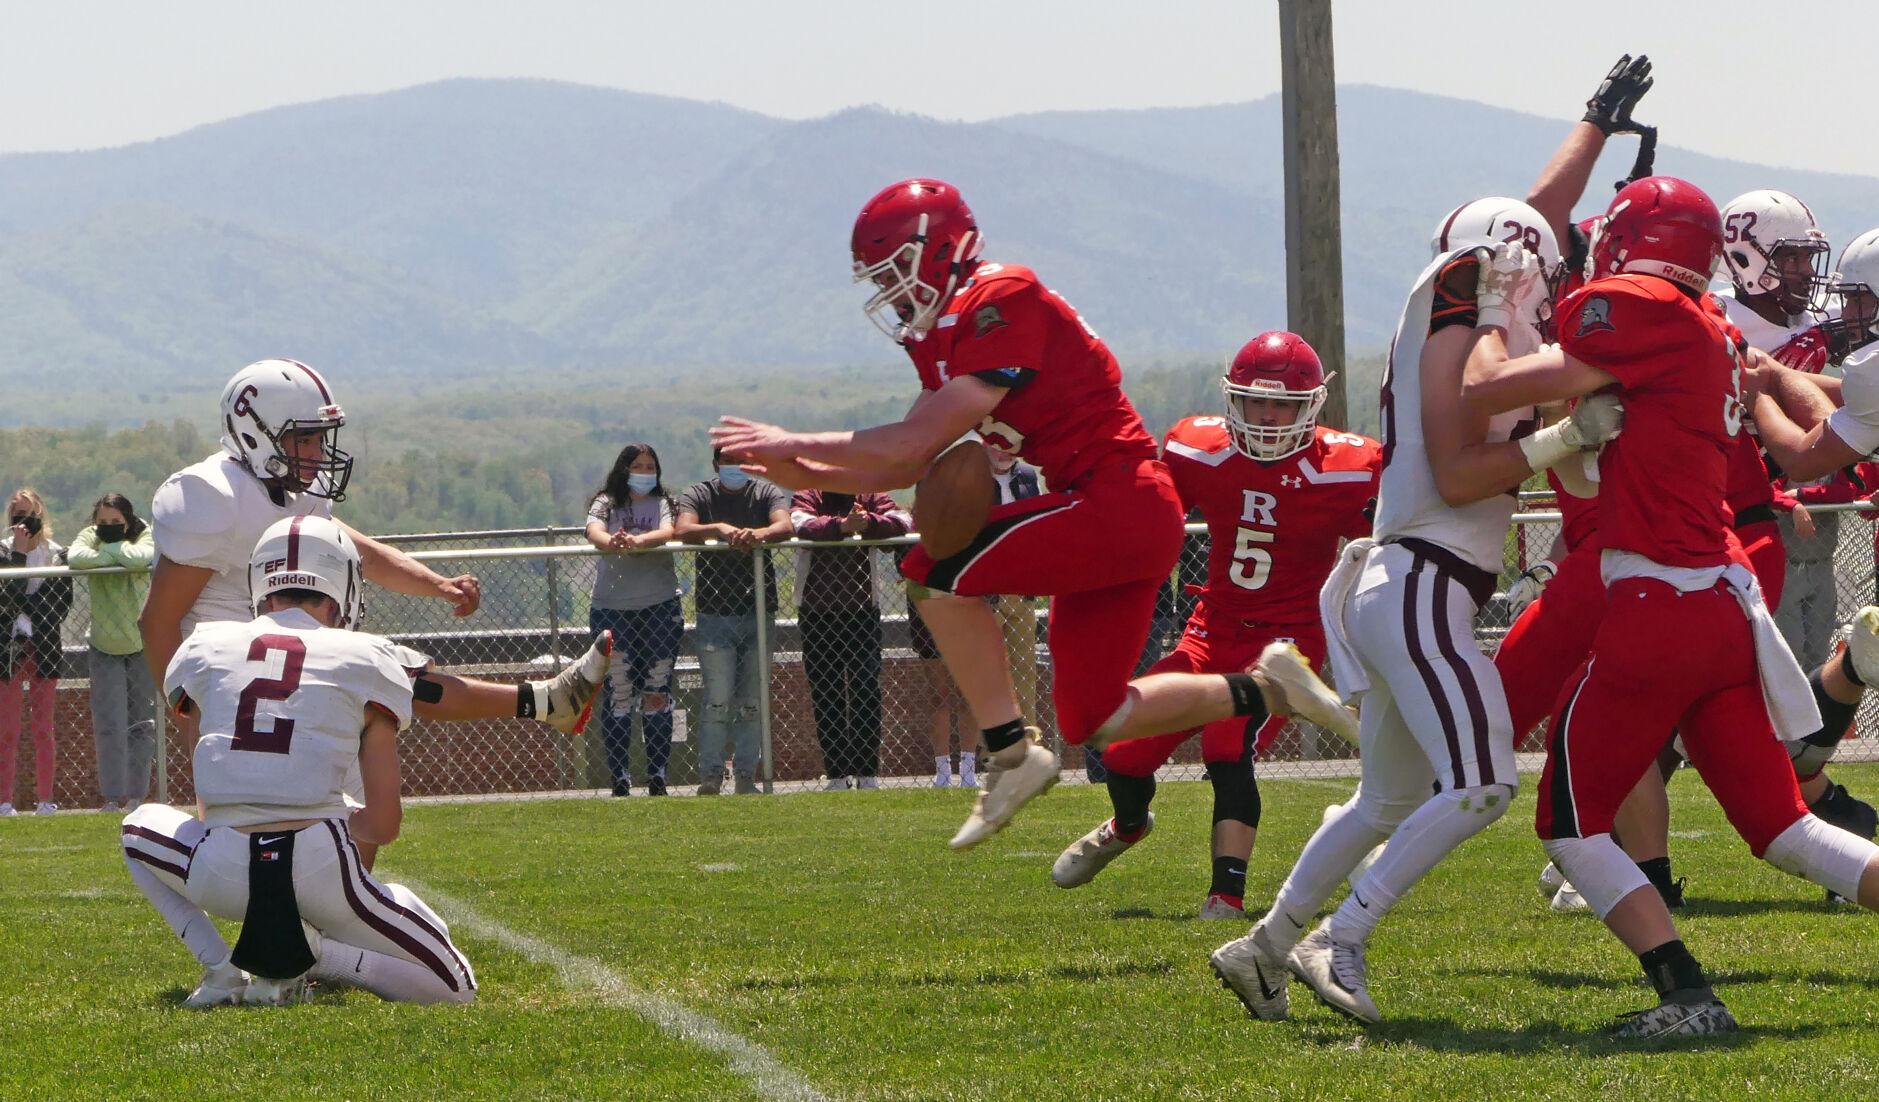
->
[2, 79, 1874, 424]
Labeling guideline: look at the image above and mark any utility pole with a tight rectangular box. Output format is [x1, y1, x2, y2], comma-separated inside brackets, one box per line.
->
[1278, 0, 1346, 424]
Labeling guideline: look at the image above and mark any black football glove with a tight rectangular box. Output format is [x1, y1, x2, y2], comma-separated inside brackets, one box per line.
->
[1583, 54, 1653, 136]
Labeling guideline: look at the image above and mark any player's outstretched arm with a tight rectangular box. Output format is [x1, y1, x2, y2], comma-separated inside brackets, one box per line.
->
[1753, 392, 1865, 483]
[340, 519, 480, 617]
[349, 708, 403, 846]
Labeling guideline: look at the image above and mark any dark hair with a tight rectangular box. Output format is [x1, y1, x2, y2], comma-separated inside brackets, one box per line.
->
[91, 492, 147, 541]
[595, 442, 664, 510]
[711, 445, 725, 465]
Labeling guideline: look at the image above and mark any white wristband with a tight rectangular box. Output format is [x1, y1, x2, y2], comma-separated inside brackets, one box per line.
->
[1476, 305, 1516, 332]
[1518, 421, 1576, 473]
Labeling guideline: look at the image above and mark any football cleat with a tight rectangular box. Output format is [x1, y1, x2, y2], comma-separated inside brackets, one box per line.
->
[1612, 997, 1738, 1039]
[183, 960, 249, 1009]
[242, 974, 311, 1007]
[1198, 892, 1247, 921]
[1848, 607, 1879, 687]
[1210, 922, 1291, 1021]
[536, 631, 611, 735]
[1550, 882, 1591, 913]
[1537, 862, 1568, 898]
[1251, 644, 1358, 745]
[1051, 813, 1153, 888]
[1287, 921, 1380, 1024]
[949, 730, 1058, 850]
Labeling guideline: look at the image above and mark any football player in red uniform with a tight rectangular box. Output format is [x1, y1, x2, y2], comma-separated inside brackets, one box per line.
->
[711, 180, 1354, 849]
[1466, 177, 1879, 1037]
[1049, 333, 1380, 918]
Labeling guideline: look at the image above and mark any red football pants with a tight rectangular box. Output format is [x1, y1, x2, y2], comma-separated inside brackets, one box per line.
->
[900, 457, 1185, 745]
[1736, 519, 1785, 612]
[1496, 544, 1606, 749]
[1535, 579, 1808, 855]
[1100, 608, 1327, 777]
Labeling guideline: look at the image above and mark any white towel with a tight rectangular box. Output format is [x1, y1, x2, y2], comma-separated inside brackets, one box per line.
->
[1318, 538, 1378, 704]
[1601, 550, 1821, 741]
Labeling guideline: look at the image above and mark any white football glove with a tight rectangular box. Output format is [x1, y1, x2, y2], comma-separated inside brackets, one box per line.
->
[1519, 394, 1626, 472]
[1475, 241, 1542, 331]
[1505, 561, 1556, 617]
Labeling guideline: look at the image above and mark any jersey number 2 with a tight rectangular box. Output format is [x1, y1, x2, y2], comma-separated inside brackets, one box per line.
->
[232, 634, 306, 755]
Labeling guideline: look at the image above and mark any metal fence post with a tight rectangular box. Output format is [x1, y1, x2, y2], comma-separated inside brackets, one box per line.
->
[753, 545, 774, 794]
[153, 698, 169, 804]
[543, 527, 574, 791]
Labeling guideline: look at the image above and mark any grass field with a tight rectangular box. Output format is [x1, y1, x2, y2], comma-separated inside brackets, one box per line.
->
[4, 766, 1879, 1100]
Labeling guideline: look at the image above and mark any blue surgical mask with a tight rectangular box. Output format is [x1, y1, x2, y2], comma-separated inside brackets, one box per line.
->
[627, 473, 658, 495]
[717, 466, 751, 490]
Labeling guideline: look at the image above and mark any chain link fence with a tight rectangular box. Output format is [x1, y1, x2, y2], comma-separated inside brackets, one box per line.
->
[5, 506, 1878, 810]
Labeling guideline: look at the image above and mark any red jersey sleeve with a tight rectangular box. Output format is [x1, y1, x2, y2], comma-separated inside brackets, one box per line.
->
[1557, 279, 1692, 388]
[946, 278, 1048, 389]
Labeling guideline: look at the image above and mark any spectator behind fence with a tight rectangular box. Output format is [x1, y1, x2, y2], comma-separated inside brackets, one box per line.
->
[907, 588, 976, 787]
[0, 489, 71, 815]
[584, 443, 682, 797]
[1773, 468, 1866, 670]
[793, 489, 912, 790]
[985, 443, 1045, 739]
[675, 449, 792, 795]
[66, 494, 158, 811]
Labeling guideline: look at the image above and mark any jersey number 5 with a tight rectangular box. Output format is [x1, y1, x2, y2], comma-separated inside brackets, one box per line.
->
[232, 634, 306, 755]
[1230, 527, 1275, 591]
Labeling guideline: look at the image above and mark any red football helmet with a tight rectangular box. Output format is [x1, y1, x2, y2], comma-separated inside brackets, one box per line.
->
[851, 178, 984, 341]
[1222, 331, 1331, 461]
[1587, 176, 1724, 293]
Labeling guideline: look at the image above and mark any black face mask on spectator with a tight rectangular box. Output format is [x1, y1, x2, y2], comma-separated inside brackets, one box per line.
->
[11, 514, 40, 535]
[95, 523, 126, 543]
[822, 493, 856, 513]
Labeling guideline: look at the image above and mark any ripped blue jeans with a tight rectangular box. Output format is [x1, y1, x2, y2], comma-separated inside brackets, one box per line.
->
[694, 611, 772, 783]
[590, 598, 684, 787]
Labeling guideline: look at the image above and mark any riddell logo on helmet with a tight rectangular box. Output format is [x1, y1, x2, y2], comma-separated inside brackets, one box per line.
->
[264, 571, 321, 588]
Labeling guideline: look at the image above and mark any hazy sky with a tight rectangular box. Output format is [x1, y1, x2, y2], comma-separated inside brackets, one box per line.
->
[2, 0, 1874, 178]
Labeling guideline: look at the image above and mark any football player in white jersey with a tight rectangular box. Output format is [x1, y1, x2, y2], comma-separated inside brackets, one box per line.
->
[1713, 190, 1833, 355]
[140, 361, 610, 781]
[1210, 198, 1623, 1025]
[122, 517, 476, 1007]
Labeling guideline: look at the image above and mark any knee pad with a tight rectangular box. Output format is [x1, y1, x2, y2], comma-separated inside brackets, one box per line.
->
[1763, 813, 1878, 900]
[1451, 783, 1515, 822]
[1542, 834, 1650, 919]
[1086, 686, 1142, 748]
[1204, 758, 1260, 829]
[1788, 721, 1847, 779]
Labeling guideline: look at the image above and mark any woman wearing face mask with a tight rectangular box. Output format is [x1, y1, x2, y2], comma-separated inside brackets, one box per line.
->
[0, 489, 72, 815]
[66, 493, 158, 812]
[584, 443, 682, 797]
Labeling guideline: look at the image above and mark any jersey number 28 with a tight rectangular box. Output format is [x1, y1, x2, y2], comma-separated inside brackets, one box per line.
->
[231, 634, 306, 755]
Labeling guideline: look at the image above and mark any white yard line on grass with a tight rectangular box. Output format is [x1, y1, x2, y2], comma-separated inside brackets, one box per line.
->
[408, 880, 831, 1102]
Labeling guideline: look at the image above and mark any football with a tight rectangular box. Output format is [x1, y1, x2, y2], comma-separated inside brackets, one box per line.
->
[913, 442, 997, 560]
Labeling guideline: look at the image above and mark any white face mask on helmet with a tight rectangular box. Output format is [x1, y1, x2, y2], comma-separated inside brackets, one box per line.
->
[219, 359, 354, 501]
[1719, 189, 1829, 312]
[248, 514, 365, 629]
[1430, 197, 1565, 353]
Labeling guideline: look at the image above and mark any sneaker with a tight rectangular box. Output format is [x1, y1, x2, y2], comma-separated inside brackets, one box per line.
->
[1612, 996, 1737, 1039]
[959, 771, 978, 789]
[535, 631, 612, 734]
[1051, 813, 1153, 888]
[1199, 892, 1246, 921]
[99, 801, 122, 813]
[823, 776, 850, 792]
[646, 777, 667, 797]
[1550, 882, 1591, 913]
[1210, 921, 1291, 1021]
[856, 776, 880, 790]
[949, 731, 1059, 850]
[1287, 921, 1380, 1024]
[0, 802, 15, 816]
[932, 772, 950, 788]
[1813, 784, 1878, 840]
[1538, 862, 1568, 898]
[610, 780, 631, 798]
[242, 974, 311, 1007]
[1845, 606, 1879, 686]
[1251, 643, 1358, 745]
[733, 777, 760, 796]
[34, 802, 56, 816]
[697, 777, 723, 797]
[183, 959, 249, 1009]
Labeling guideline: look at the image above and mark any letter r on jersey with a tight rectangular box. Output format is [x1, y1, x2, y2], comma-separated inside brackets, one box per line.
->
[1239, 490, 1278, 527]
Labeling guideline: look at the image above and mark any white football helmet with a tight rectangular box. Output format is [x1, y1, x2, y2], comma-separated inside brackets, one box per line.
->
[219, 359, 353, 501]
[1430, 197, 1564, 349]
[1719, 190, 1829, 311]
[1827, 228, 1879, 352]
[249, 515, 364, 629]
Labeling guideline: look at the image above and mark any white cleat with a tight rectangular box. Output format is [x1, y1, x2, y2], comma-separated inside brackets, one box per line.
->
[1846, 606, 1879, 687]
[949, 731, 1058, 850]
[1288, 921, 1380, 1024]
[183, 960, 249, 1009]
[1550, 882, 1591, 913]
[537, 631, 612, 735]
[1210, 921, 1291, 1021]
[242, 974, 311, 1007]
[1051, 813, 1153, 888]
[1198, 892, 1247, 921]
[1613, 997, 1738, 1039]
[1252, 643, 1358, 745]
[1538, 862, 1568, 898]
